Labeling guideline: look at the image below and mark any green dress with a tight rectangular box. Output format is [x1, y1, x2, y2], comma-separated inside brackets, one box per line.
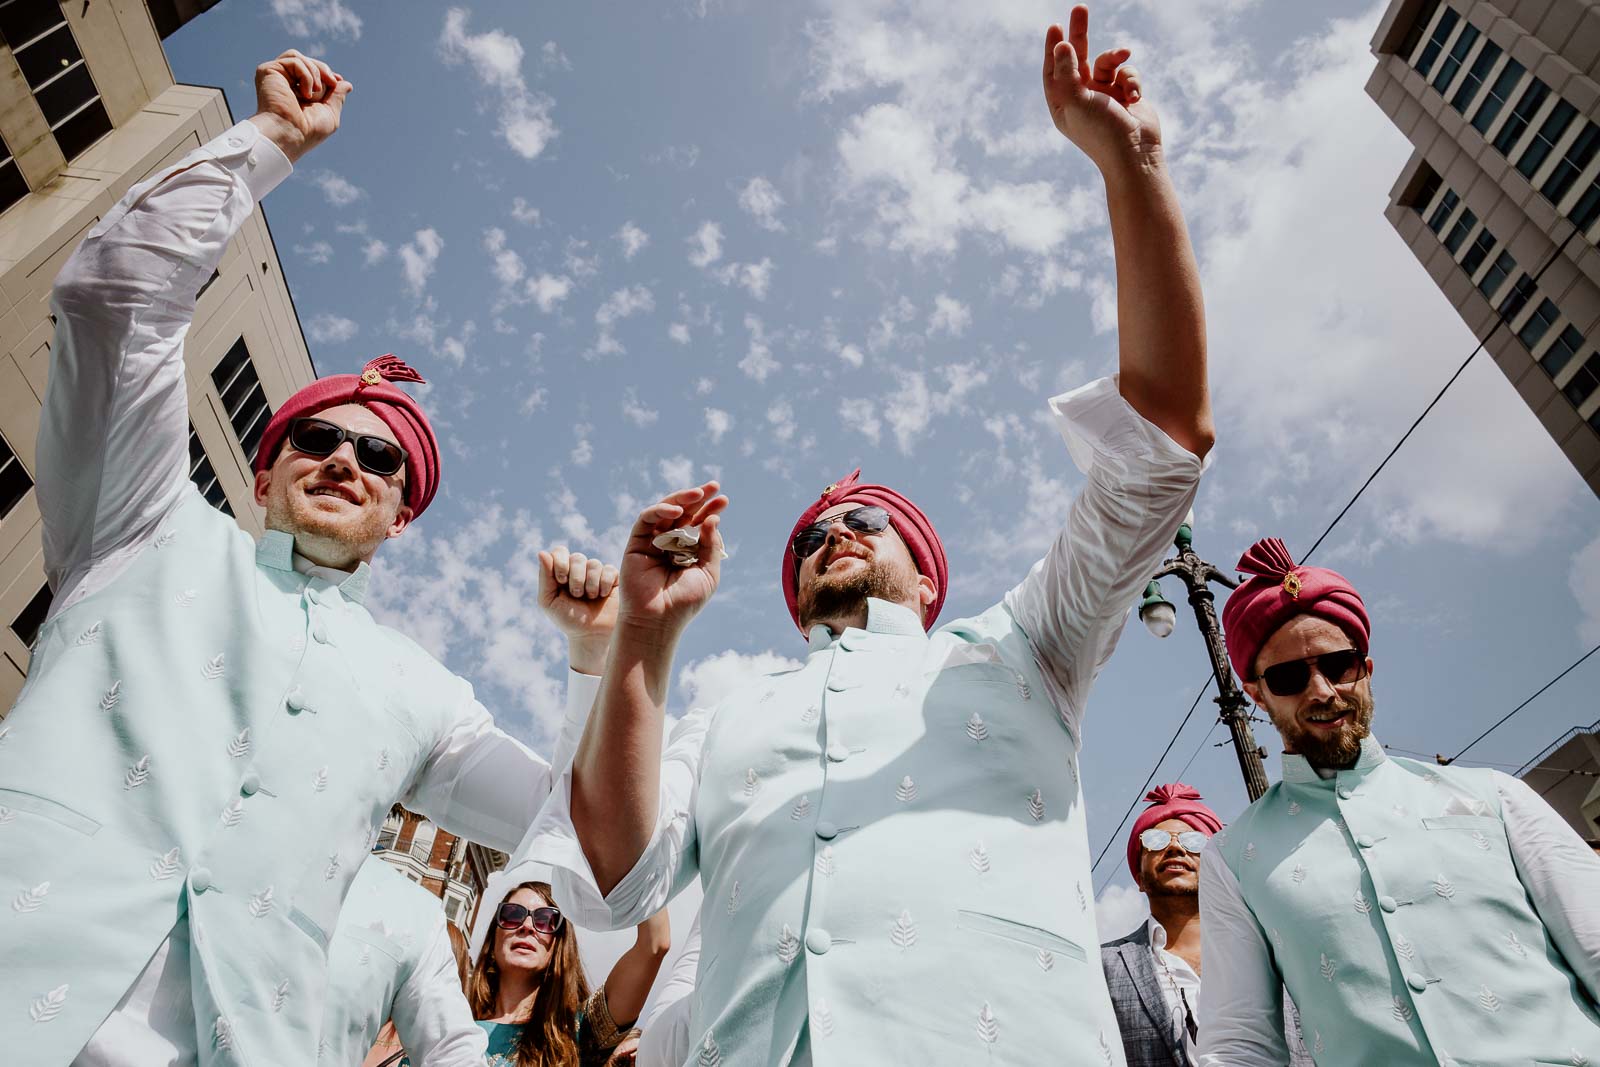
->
[477, 988, 627, 1066]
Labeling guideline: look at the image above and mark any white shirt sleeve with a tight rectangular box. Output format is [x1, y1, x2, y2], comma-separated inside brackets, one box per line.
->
[386, 913, 487, 1067]
[549, 669, 603, 775]
[1002, 376, 1205, 742]
[39, 119, 292, 616]
[1197, 846, 1289, 1067]
[1496, 771, 1600, 1002]
[637, 911, 701, 1067]
[516, 707, 711, 931]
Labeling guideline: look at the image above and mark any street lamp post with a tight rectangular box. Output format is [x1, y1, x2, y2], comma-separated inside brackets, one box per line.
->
[1139, 523, 1272, 802]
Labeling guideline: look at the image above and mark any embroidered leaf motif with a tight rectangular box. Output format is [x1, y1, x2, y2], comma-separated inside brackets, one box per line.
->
[377, 748, 390, 771]
[1505, 931, 1527, 959]
[1391, 804, 1408, 819]
[896, 776, 918, 803]
[1394, 934, 1415, 961]
[175, 589, 197, 607]
[812, 998, 835, 1038]
[226, 728, 251, 758]
[271, 980, 290, 1013]
[0, 726, 9, 745]
[324, 854, 341, 881]
[1568, 1050, 1590, 1066]
[1287, 799, 1302, 816]
[29, 984, 68, 1023]
[893, 682, 910, 698]
[1477, 985, 1501, 1013]
[100, 680, 122, 712]
[800, 703, 820, 724]
[815, 846, 835, 877]
[696, 1032, 721, 1067]
[313, 767, 329, 793]
[790, 795, 811, 820]
[725, 881, 741, 914]
[13, 881, 49, 913]
[358, 946, 372, 967]
[965, 712, 989, 742]
[1291, 863, 1307, 885]
[976, 1002, 998, 1045]
[201, 653, 225, 681]
[1471, 831, 1491, 851]
[149, 848, 181, 881]
[1433, 875, 1456, 900]
[1314, 1031, 1325, 1055]
[969, 842, 991, 874]
[124, 755, 151, 790]
[1076, 881, 1087, 912]
[214, 1016, 234, 1050]
[1353, 892, 1372, 915]
[0, 807, 13, 825]
[1027, 789, 1045, 821]
[220, 798, 243, 828]
[1391, 997, 1413, 1023]
[1320, 953, 1336, 981]
[776, 923, 800, 964]
[1015, 677, 1031, 701]
[1243, 842, 1257, 862]
[1099, 1029, 1115, 1065]
[76, 622, 103, 646]
[743, 768, 759, 798]
[891, 909, 918, 949]
[248, 885, 275, 918]
[1036, 949, 1054, 971]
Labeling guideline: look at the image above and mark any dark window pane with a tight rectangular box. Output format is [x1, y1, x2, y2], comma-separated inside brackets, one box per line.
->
[1460, 226, 1496, 274]
[1499, 274, 1537, 319]
[209, 338, 274, 464]
[52, 97, 111, 161]
[1561, 353, 1600, 407]
[210, 337, 250, 390]
[11, 583, 52, 648]
[0, 432, 32, 522]
[1415, 7, 1461, 78]
[1472, 57, 1525, 135]
[0, 1, 65, 52]
[14, 23, 82, 90]
[1540, 325, 1584, 377]
[1428, 188, 1460, 234]
[1444, 208, 1477, 254]
[1542, 122, 1600, 205]
[1410, 171, 1443, 215]
[1517, 98, 1577, 180]
[1589, 406, 1600, 433]
[1431, 22, 1479, 92]
[0, 158, 24, 215]
[1571, 180, 1600, 233]
[1494, 78, 1551, 156]
[1450, 40, 1501, 113]
[1478, 249, 1515, 296]
[1397, 0, 1442, 61]
[1518, 297, 1560, 350]
[34, 62, 94, 127]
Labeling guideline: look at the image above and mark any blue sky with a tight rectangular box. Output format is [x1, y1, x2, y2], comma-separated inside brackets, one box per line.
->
[169, 0, 1600, 936]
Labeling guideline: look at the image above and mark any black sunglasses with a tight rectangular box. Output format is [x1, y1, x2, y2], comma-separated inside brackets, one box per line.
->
[790, 505, 892, 560]
[288, 417, 408, 478]
[496, 902, 563, 934]
[1256, 648, 1366, 698]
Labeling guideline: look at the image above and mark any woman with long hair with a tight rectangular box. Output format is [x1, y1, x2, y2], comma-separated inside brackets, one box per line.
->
[469, 880, 669, 1067]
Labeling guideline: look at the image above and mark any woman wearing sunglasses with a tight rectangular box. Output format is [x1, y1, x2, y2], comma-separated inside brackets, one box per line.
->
[468, 881, 669, 1067]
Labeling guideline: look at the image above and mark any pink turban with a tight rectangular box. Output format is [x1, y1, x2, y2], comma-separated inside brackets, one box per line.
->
[781, 469, 948, 633]
[254, 354, 441, 518]
[1128, 783, 1223, 881]
[1220, 537, 1370, 682]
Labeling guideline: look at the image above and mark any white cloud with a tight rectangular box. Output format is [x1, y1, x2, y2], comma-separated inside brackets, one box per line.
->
[687, 221, 723, 268]
[571, 424, 593, 467]
[659, 455, 695, 488]
[676, 649, 804, 712]
[927, 293, 971, 337]
[541, 40, 573, 70]
[738, 314, 779, 382]
[838, 343, 864, 368]
[1095, 883, 1149, 942]
[436, 320, 477, 367]
[526, 273, 573, 313]
[767, 399, 797, 443]
[616, 221, 650, 260]
[1571, 534, 1600, 647]
[669, 322, 692, 345]
[596, 285, 655, 327]
[883, 362, 989, 453]
[705, 407, 732, 443]
[294, 240, 333, 265]
[270, 0, 361, 40]
[307, 312, 358, 344]
[482, 227, 525, 287]
[439, 8, 558, 160]
[312, 170, 363, 207]
[738, 176, 786, 232]
[399, 228, 443, 297]
[362, 239, 389, 266]
[714, 257, 774, 301]
[838, 396, 881, 446]
[622, 389, 659, 427]
[510, 197, 541, 225]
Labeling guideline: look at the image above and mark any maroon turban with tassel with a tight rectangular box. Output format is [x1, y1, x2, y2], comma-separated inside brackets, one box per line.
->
[1220, 537, 1370, 682]
[1128, 782, 1223, 881]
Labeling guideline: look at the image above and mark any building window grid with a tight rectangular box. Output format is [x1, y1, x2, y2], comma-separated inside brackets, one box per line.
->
[1492, 77, 1552, 158]
[1411, 5, 1461, 79]
[1443, 207, 1477, 255]
[1470, 57, 1526, 138]
[1478, 249, 1516, 300]
[1448, 37, 1500, 115]
[187, 423, 233, 517]
[10, 583, 51, 649]
[209, 338, 273, 465]
[0, 128, 26, 216]
[1427, 188, 1461, 234]
[1499, 273, 1538, 321]
[1560, 352, 1600, 409]
[0, 430, 31, 523]
[1431, 21, 1480, 94]
[1459, 224, 1497, 276]
[1518, 297, 1562, 352]
[1544, 122, 1600, 210]
[1539, 324, 1586, 379]
[1514, 98, 1577, 182]
[0, 1, 113, 162]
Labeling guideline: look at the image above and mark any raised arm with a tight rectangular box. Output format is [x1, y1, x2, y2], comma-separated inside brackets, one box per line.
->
[598, 909, 673, 1033]
[1043, 6, 1213, 459]
[39, 51, 348, 608]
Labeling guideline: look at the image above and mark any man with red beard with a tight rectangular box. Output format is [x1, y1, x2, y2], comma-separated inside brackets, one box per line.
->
[1199, 538, 1600, 1066]
[520, 6, 1214, 1061]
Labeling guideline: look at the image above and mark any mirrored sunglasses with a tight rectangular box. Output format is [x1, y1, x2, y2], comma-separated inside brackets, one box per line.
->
[495, 902, 563, 934]
[1257, 648, 1366, 698]
[288, 417, 407, 478]
[1140, 828, 1209, 854]
[790, 505, 891, 560]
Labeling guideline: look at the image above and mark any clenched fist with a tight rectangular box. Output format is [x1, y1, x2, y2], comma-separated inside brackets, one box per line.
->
[249, 49, 352, 163]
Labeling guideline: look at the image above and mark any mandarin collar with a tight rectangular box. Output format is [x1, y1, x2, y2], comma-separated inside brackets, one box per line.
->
[1280, 733, 1386, 786]
[255, 529, 372, 605]
[806, 597, 928, 651]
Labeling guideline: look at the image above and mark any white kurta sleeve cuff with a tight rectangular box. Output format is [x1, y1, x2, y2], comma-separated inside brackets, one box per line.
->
[1047, 373, 1211, 478]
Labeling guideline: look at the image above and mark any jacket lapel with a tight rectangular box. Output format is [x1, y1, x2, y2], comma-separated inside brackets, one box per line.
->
[1118, 929, 1186, 1065]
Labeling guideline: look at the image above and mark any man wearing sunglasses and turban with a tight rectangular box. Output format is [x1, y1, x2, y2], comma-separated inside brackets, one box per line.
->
[522, 6, 1213, 1062]
[1198, 538, 1600, 1066]
[0, 51, 620, 1067]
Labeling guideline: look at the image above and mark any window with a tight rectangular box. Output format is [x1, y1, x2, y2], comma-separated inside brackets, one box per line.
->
[0, 430, 31, 523]
[1427, 188, 1460, 234]
[1449, 40, 1501, 114]
[1460, 225, 1496, 274]
[1516, 98, 1577, 181]
[187, 423, 233, 517]
[1499, 274, 1537, 319]
[375, 812, 403, 852]
[1396, 0, 1442, 63]
[1518, 297, 1561, 350]
[1541, 122, 1600, 206]
[1477, 249, 1515, 297]
[1414, 6, 1460, 78]
[409, 820, 437, 863]
[1443, 208, 1477, 254]
[1494, 77, 1551, 157]
[1540, 325, 1585, 378]
[10, 583, 51, 648]
[1409, 170, 1443, 216]
[445, 896, 462, 922]
[1431, 22, 1479, 93]
[209, 338, 272, 464]
[0, 128, 26, 216]
[1471, 57, 1526, 136]
[0, 1, 113, 162]
[1561, 352, 1600, 407]
[1571, 178, 1600, 234]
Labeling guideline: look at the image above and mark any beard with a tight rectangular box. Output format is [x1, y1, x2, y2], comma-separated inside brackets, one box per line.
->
[1270, 686, 1376, 768]
[796, 550, 920, 629]
[268, 481, 396, 560]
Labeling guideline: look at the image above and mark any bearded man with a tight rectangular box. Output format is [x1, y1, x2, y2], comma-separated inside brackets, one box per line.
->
[520, 6, 1214, 1062]
[1198, 537, 1600, 1066]
[0, 52, 619, 1066]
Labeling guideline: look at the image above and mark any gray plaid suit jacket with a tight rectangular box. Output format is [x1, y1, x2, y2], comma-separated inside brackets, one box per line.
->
[1101, 923, 1189, 1067]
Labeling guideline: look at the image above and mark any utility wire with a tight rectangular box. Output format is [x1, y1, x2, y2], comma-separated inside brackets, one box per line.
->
[1440, 643, 1600, 764]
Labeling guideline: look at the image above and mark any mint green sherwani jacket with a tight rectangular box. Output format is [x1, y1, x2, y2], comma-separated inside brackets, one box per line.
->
[523, 377, 1205, 1065]
[0, 121, 558, 1067]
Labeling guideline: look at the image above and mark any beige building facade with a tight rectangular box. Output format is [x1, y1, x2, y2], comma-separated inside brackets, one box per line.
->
[1368, 0, 1600, 495]
[0, 0, 314, 709]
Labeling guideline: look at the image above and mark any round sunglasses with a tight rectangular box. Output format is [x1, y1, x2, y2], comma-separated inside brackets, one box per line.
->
[790, 505, 891, 560]
[1140, 828, 1209, 854]
[496, 901, 563, 934]
[287, 417, 408, 478]
[1255, 648, 1366, 698]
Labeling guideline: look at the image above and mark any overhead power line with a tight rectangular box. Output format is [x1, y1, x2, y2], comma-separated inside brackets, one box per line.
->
[1440, 643, 1600, 765]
